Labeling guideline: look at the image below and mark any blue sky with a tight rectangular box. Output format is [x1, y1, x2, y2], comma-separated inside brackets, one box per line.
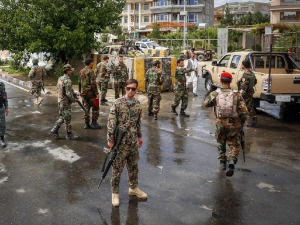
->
[215, 0, 270, 7]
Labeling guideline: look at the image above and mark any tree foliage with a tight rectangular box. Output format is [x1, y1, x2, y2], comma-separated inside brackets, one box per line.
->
[148, 23, 161, 39]
[0, 0, 125, 63]
[220, 5, 235, 27]
[238, 11, 269, 26]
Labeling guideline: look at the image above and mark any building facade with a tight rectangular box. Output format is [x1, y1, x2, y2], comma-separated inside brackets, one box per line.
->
[214, 1, 270, 26]
[270, 0, 300, 25]
[121, 0, 214, 32]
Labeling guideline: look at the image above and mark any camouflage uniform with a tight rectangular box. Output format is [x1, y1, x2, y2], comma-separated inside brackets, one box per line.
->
[204, 88, 248, 162]
[171, 67, 193, 110]
[28, 64, 47, 99]
[79, 66, 99, 124]
[237, 71, 257, 125]
[96, 61, 110, 101]
[145, 66, 164, 114]
[54, 74, 76, 133]
[107, 96, 142, 194]
[114, 62, 128, 99]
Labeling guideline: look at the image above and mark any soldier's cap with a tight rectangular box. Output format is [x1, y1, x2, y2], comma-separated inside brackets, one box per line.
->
[85, 58, 94, 65]
[153, 60, 161, 66]
[220, 72, 232, 79]
[63, 64, 74, 71]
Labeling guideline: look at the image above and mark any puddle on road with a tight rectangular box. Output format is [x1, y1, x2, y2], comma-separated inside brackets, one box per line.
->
[256, 182, 281, 192]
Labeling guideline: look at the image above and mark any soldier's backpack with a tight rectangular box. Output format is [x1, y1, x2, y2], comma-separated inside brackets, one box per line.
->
[216, 89, 238, 118]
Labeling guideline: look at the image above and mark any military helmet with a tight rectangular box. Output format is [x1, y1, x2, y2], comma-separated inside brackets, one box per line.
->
[63, 64, 74, 71]
[153, 60, 161, 66]
[32, 58, 39, 65]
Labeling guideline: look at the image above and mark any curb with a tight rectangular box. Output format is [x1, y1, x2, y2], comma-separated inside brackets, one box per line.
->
[0, 73, 32, 90]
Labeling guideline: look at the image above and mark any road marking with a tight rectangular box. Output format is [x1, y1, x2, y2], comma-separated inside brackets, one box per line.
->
[0, 78, 29, 92]
[256, 182, 281, 192]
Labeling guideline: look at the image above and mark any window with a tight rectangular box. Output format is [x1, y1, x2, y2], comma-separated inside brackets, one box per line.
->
[101, 47, 109, 54]
[124, 16, 128, 23]
[252, 56, 265, 69]
[144, 4, 149, 10]
[230, 55, 241, 69]
[266, 56, 275, 68]
[179, 15, 184, 21]
[189, 0, 198, 5]
[218, 55, 231, 67]
[277, 56, 286, 68]
[188, 13, 198, 23]
[135, 16, 139, 23]
[172, 13, 178, 21]
[144, 16, 149, 22]
[280, 11, 299, 21]
[156, 14, 168, 21]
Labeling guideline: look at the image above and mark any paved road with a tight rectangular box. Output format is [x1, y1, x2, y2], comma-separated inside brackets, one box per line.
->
[0, 77, 299, 225]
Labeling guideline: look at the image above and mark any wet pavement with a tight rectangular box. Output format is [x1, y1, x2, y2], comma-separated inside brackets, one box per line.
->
[0, 74, 300, 225]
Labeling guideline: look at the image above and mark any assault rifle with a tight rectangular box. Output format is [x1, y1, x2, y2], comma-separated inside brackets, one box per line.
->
[205, 83, 221, 97]
[98, 128, 125, 188]
[71, 91, 88, 114]
[241, 128, 246, 162]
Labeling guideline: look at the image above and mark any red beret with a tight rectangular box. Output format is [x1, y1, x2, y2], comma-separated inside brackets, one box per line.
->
[220, 72, 232, 79]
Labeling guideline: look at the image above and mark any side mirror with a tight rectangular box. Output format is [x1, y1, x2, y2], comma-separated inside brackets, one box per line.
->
[212, 61, 217, 66]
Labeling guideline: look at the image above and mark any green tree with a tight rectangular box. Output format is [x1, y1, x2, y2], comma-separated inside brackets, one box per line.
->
[0, 0, 125, 63]
[149, 23, 161, 39]
[220, 4, 235, 26]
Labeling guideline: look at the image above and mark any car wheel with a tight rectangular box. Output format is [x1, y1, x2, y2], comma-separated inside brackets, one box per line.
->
[198, 54, 205, 61]
[205, 75, 213, 91]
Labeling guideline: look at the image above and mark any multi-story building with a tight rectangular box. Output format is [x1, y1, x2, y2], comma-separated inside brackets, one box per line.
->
[121, 0, 214, 33]
[214, 1, 270, 26]
[270, 0, 300, 25]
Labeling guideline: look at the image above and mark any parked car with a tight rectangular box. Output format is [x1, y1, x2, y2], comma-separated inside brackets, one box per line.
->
[99, 45, 145, 56]
[181, 48, 215, 61]
[202, 51, 300, 117]
[135, 39, 170, 55]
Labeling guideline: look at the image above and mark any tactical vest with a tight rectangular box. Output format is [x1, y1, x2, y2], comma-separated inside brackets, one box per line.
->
[216, 89, 238, 118]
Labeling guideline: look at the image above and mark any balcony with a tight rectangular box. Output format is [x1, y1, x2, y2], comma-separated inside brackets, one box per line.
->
[150, 4, 204, 13]
[122, 9, 152, 15]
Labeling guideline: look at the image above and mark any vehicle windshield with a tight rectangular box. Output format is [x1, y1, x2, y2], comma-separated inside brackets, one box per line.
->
[147, 42, 160, 48]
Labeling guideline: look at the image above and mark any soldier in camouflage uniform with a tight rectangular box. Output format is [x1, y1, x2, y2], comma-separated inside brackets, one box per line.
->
[50, 64, 79, 140]
[0, 82, 9, 147]
[204, 72, 248, 177]
[78, 58, 102, 129]
[107, 79, 147, 207]
[145, 60, 164, 120]
[28, 58, 47, 105]
[96, 56, 110, 105]
[171, 58, 194, 117]
[237, 60, 258, 128]
[113, 56, 128, 99]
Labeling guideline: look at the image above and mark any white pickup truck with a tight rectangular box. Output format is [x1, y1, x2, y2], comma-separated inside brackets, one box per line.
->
[202, 51, 300, 116]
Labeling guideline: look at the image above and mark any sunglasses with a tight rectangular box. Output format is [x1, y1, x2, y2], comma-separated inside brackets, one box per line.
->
[126, 87, 137, 91]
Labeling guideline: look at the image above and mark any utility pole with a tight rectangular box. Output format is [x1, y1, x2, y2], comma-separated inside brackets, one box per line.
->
[181, 0, 187, 49]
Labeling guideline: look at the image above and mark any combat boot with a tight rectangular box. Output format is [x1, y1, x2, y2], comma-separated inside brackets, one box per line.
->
[247, 119, 259, 128]
[66, 132, 79, 140]
[91, 120, 102, 129]
[154, 113, 158, 120]
[171, 106, 178, 115]
[129, 187, 147, 200]
[100, 100, 108, 106]
[219, 160, 226, 171]
[84, 123, 91, 129]
[180, 110, 190, 117]
[0, 136, 7, 148]
[148, 109, 154, 116]
[50, 125, 60, 138]
[112, 193, 119, 207]
[226, 160, 235, 177]
[103, 98, 108, 102]
[37, 97, 43, 105]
